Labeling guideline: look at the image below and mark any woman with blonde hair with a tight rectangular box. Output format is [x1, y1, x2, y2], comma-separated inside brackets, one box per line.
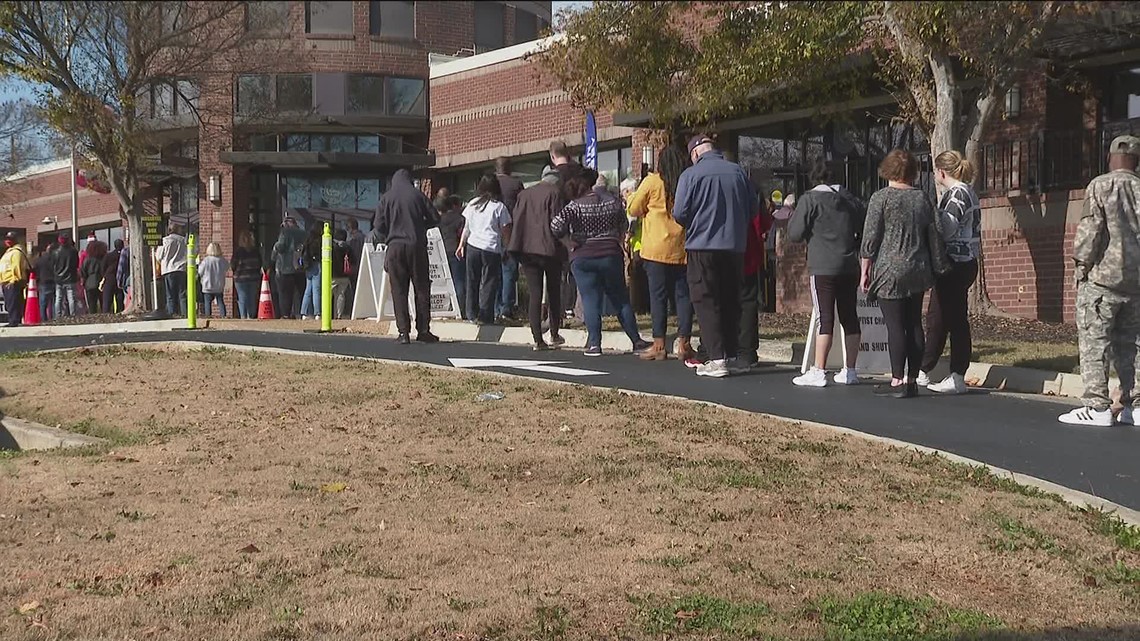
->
[199, 242, 230, 318]
[917, 150, 981, 395]
[231, 230, 262, 318]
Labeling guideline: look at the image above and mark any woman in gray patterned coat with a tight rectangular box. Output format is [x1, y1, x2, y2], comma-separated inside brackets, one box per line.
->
[860, 150, 949, 398]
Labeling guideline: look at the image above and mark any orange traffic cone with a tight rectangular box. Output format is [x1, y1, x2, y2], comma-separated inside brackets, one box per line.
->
[22, 272, 41, 326]
[257, 271, 275, 320]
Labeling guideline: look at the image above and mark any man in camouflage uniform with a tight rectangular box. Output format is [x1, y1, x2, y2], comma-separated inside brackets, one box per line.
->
[1060, 135, 1140, 426]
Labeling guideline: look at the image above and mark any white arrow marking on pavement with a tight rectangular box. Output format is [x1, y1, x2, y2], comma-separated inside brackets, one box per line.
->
[448, 358, 606, 377]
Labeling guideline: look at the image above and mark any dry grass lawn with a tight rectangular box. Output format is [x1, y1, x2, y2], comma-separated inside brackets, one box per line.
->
[0, 347, 1136, 641]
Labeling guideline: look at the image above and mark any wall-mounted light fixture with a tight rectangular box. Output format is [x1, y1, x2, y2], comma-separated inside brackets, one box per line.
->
[1004, 84, 1022, 120]
[207, 174, 222, 203]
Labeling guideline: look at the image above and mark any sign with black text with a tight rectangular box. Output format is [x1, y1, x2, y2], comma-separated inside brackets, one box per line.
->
[142, 214, 166, 248]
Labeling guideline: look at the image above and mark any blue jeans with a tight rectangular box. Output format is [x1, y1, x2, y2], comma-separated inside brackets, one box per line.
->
[39, 283, 55, 321]
[54, 283, 79, 317]
[497, 253, 518, 317]
[465, 246, 501, 323]
[301, 264, 321, 317]
[448, 254, 467, 319]
[163, 271, 186, 316]
[644, 259, 693, 338]
[235, 280, 259, 319]
[570, 254, 641, 348]
[203, 292, 226, 318]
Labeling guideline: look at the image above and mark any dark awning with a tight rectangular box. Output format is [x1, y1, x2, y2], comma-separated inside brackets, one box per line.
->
[218, 151, 436, 170]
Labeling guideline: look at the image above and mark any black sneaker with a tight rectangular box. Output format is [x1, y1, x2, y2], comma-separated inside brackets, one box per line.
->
[533, 341, 552, 351]
[416, 332, 440, 344]
[632, 339, 652, 353]
[397, 333, 411, 345]
[550, 334, 566, 347]
[583, 346, 602, 357]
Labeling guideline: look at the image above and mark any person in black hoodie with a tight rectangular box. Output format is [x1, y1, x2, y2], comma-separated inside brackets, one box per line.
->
[35, 242, 56, 322]
[787, 158, 867, 388]
[51, 235, 81, 317]
[373, 168, 439, 344]
[101, 239, 124, 314]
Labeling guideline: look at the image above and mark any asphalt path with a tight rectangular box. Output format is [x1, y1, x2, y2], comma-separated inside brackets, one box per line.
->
[4, 329, 1136, 511]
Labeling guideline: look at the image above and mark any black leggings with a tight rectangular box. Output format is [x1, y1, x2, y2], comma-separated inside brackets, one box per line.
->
[518, 253, 562, 343]
[811, 274, 861, 335]
[921, 260, 978, 375]
[879, 293, 925, 381]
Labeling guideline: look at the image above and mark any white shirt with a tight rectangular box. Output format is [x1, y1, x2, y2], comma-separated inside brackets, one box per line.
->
[461, 198, 511, 253]
[156, 234, 187, 275]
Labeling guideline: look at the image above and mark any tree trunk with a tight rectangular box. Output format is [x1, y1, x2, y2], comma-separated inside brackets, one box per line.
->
[124, 200, 152, 314]
[961, 89, 1009, 317]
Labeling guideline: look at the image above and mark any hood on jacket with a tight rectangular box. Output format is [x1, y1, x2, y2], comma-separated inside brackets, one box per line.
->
[541, 165, 559, 183]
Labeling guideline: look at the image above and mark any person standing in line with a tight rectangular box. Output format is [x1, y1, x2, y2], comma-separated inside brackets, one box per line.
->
[550, 140, 583, 188]
[80, 240, 107, 314]
[438, 195, 467, 319]
[231, 231, 262, 319]
[457, 173, 511, 325]
[271, 216, 306, 320]
[155, 224, 188, 317]
[627, 146, 695, 362]
[672, 135, 759, 378]
[738, 190, 776, 369]
[860, 150, 949, 398]
[1060, 135, 1140, 426]
[345, 218, 366, 312]
[788, 158, 866, 387]
[374, 168, 440, 344]
[915, 150, 982, 394]
[299, 225, 323, 320]
[552, 171, 650, 356]
[35, 241, 56, 322]
[198, 242, 229, 318]
[116, 240, 130, 311]
[0, 232, 30, 326]
[495, 156, 524, 322]
[101, 239, 124, 314]
[509, 165, 567, 350]
[331, 228, 351, 319]
[51, 234, 80, 318]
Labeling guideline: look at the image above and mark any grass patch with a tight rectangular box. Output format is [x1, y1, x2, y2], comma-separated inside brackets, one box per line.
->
[816, 592, 1002, 641]
[634, 593, 770, 635]
[973, 340, 1078, 373]
[66, 418, 146, 446]
[674, 456, 800, 491]
[984, 513, 1061, 554]
[1081, 507, 1140, 551]
[531, 603, 573, 641]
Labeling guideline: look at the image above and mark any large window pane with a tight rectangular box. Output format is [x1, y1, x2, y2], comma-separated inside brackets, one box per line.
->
[357, 135, 380, 153]
[284, 135, 311, 152]
[277, 74, 313, 112]
[285, 177, 312, 208]
[306, 1, 352, 34]
[251, 134, 278, 152]
[357, 179, 380, 210]
[176, 79, 198, 116]
[237, 74, 271, 114]
[514, 10, 537, 43]
[347, 74, 385, 114]
[382, 135, 403, 154]
[317, 178, 355, 208]
[370, 0, 414, 37]
[154, 82, 174, 117]
[1108, 68, 1140, 120]
[247, 1, 290, 33]
[474, 3, 504, 52]
[387, 77, 425, 116]
[330, 135, 356, 152]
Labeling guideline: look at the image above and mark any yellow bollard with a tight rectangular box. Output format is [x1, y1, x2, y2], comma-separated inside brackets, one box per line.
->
[186, 234, 197, 329]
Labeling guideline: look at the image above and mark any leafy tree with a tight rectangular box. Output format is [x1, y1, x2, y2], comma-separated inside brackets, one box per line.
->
[0, 1, 295, 312]
[538, 0, 1118, 311]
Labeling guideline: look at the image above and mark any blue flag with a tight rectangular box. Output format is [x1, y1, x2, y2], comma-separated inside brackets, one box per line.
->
[584, 111, 598, 169]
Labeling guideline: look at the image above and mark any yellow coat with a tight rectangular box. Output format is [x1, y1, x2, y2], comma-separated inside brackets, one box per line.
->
[626, 172, 686, 265]
[0, 245, 29, 285]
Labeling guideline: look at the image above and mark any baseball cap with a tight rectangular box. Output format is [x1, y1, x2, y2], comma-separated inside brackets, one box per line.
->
[4, 231, 17, 241]
[687, 134, 713, 154]
[1108, 135, 1140, 158]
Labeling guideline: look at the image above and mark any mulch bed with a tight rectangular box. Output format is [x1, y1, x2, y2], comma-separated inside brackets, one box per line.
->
[760, 312, 1075, 344]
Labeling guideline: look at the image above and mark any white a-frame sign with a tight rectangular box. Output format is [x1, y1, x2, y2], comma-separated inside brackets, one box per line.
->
[350, 228, 461, 322]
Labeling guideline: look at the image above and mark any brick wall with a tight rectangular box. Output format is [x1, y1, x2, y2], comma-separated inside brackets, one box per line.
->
[0, 166, 123, 250]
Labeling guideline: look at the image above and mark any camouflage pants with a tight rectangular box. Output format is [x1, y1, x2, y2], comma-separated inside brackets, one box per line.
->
[1076, 281, 1140, 410]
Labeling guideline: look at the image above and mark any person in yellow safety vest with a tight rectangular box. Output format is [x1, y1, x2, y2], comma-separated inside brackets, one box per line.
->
[1, 232, 31, 326]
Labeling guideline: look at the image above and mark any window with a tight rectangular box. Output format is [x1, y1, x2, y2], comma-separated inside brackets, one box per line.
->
[347, 74, 385, 114]
[251, 134, 278, 151]
[285, 134, 311, 151]
[277, 74, 313, 112]
[237, 74, 272, 114]
[387, 77, 425, 116]
[514, 10, 537, 43]
[1108, 67, 1140, 121]
[369, 0, 414, 37]
[357, 135, 380, 153]
[176, 79, 199, 116]
[330, 135, 356, 152]
[305, 1, 353, 34]
[247, 1, 290, 33]
[153, 82, 175, 117]
[382, 134, 403, 154]
[474, 3, 504, 52]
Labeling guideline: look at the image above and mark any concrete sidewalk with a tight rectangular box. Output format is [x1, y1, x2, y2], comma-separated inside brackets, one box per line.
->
[393, 319, 1086, 400]
[0, 319, 193, 339]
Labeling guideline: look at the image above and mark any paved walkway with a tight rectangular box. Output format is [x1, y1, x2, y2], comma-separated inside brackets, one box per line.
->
[4, 330, 1137, 512]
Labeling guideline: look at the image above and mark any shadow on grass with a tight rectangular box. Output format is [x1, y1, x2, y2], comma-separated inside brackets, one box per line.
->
[954, 629, 1140, 641]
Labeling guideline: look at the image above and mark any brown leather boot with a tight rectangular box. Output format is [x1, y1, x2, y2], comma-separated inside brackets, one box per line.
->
[638, 337, 667, 361]
[675, 337, 696, 361]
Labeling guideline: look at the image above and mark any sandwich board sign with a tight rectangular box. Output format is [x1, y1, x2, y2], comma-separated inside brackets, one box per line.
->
[800, 291, 891, 375]
[350, 228, 461, 322]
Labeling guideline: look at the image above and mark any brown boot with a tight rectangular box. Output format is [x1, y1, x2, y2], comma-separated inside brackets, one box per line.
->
[639, 337, 667, 361]
[675, 337, 696, 361]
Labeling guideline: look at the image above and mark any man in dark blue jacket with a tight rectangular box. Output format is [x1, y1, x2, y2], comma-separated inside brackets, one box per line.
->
[673, 135, 758, 378]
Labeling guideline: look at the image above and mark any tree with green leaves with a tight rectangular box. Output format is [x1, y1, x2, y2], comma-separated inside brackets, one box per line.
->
[537, 0, 1122, 310]
[0, 1, 295, 312]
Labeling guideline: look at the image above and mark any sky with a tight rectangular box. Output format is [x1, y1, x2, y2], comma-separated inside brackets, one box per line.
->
[552, 1, 593, 20]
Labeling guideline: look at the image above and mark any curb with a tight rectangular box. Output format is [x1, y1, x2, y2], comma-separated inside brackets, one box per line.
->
[1, 416, 107, 451]
[395, 320, 1080, 399]
[0, 319, 196, 339]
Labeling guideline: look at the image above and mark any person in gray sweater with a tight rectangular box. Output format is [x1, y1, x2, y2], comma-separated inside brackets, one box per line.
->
[787, 158, 866, 387]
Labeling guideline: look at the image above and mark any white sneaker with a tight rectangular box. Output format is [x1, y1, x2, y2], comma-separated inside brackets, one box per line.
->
[301, 315, 310, 321]
[916, 371, 931, 387]
[833, 368, 859, 385]
[1058, 407, 1113, 427]
[928, 373, 968, 395]
[696, 359, 729, 378]
[726, 357, 750, 375]
[1118, 407, 1135, 426]
[793, 367, 829, 387]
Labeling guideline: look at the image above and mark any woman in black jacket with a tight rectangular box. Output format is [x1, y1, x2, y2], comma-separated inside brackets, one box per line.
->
[80, 240, 107, 314]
